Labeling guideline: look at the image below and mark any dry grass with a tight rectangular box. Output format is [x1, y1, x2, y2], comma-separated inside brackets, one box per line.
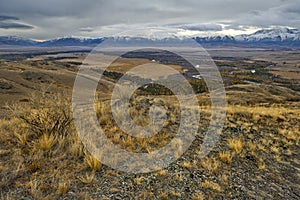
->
[182, 161, 193, 169]
[247, 142, 256, 151]
[133, 176, 145, 185]
[170, 189, 181, 198]
[156, 169, 168, 178]
[191, 192, 204, 200]
[228, 138, 244, 154]
[219, 151, 233, 164]
[0, 51, 299, 199]
[95, 95, 181, 153]
[107, 57, 184, 75]
[109, 187, 120, 193]
[227, 105, 300, 120]
[57, 180, 70, 196]
[84, 154, 102, 171]
[219, 174, 229, 186]
[159, 191, 168, 200]
[0, 91, 90, 198]
[0, 83, 299, 199]
[257, 158, 267, 170]
[13, 131, 30, 146]
[201, 180, 221, 192]
[78, 172, 95, 184]
[200, 157, 220, 174]
[33, 133, 57, 152]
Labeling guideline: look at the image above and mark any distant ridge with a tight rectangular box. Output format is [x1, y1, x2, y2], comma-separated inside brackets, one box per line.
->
[194, 28, 300, 46]
[1, 28, 300, 47]
[39, 37, 104, 47]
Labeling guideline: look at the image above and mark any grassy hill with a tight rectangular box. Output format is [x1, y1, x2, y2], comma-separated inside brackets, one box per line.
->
[0, 49, 299, 199]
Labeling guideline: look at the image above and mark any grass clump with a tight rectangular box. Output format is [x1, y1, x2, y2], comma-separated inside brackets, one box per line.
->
[228, 138, 244, 154]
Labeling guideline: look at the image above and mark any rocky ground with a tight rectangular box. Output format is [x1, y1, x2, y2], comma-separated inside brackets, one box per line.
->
[0, 90, 299, 199]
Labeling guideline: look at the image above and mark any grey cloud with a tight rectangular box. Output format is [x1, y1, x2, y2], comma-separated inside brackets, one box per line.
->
[0, 0, 97, 17]
[0, 15, 34, 30]
[0, 0, 296, 39]
[0, 22, 33, 29]
[227, 2, 300, 30]
[176, 23, 222, 31]
[282, 2, 300, 14]
[224, 24, 252, 31]
[0, 15, 19, 21]
[79, 27, 94, 32]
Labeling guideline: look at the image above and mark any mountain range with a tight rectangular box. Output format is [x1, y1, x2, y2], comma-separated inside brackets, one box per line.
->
[1, 28, 300, 47]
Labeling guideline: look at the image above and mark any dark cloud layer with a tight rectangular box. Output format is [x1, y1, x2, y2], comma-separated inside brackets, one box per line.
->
[0, 15, 34, 30]
[0, 22, 33, 29]
[226, 2, 300, 30]
[0, 15, 19, 21]
[176, 24, 223, 31]
[0, 0, 298, 39]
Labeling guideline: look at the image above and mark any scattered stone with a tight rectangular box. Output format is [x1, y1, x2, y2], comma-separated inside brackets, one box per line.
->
[0, 81, 13, 89]
[21, 71, 43, 81]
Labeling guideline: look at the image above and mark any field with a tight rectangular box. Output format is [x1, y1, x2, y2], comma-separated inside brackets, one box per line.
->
[0, 47, 299, 199]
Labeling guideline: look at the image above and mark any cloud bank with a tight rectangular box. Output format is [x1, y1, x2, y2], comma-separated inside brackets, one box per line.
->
[0, 0, 298, 39]
[0, 15, 33, 29]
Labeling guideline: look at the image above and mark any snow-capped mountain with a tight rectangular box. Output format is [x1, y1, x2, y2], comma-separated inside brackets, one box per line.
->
[38, 37, 104, 46]
[0, 36, 38, 46]
[194, 35, 235, 44]
[236, 28, 300, 42]
[195, 28, 300, 46]
[1, 28, 300, 47]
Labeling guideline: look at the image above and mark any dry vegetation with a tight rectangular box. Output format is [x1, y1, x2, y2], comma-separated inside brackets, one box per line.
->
[0, 50, 299, 199]
[0, 87, 299, 199]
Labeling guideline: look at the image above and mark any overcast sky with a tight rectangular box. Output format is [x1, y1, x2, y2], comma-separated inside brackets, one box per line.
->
[0, 0, 299, 40]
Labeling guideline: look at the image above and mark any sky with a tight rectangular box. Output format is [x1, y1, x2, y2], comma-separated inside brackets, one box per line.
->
[0, 0, 299, 40]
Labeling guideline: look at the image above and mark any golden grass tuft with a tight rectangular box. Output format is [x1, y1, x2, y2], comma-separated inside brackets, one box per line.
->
[133, 176, 145, 185]
[32, 133, 57, 153]
[219, 151, 233, 164]
[201, 180, 221, 191]
[57, 180, 70, 196]
[159, 192, 168, 200]
[78, 171, 95, 184]
[13, 130, 29, 146]
[170, 189, 181, 198]
[27, 160, 44, 172]
[27, 178, 42, 199]
[247, 142, 256, 151]
[270, 146, 280, 154]
[228, 138, 244, 154]
[109, 187, 120, 194]
[219, 174, 229, 186]
[66, 135, 85, 157]
[182, 161, 192, 169]
[201, 157, 220, 174]
[156, 169, 168, 178]
[78, 192, 93, 200]
[257, 158, 266, 170]
[84, 154, 102, 171]
[191, 192, 204, 200]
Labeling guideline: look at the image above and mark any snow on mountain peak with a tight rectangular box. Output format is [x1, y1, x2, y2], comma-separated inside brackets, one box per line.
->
[1, 28, 300, 46]
[235, 28, 300, 42]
